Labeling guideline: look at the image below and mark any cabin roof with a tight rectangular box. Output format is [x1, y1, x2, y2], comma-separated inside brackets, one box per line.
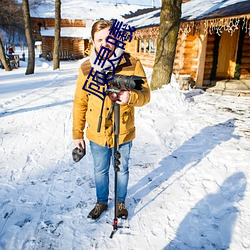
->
[40, 27, 92, 39]
[182, 0, 250, 21]
[30, 0, 151, 20]
[125, 0, 250, 29]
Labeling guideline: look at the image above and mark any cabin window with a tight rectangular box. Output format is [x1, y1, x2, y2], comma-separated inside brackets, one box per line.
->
[146, 38, 150, 52]
[137, 38, 156, 54]
[137, 38, 145, 53]
[137, 39, 141, 53]
[141, 38, 145, 52]
[150, 38, 155, 53]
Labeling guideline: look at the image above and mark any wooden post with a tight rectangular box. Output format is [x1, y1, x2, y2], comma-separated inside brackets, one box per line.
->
[195, 32, 207, 88]
[144, 38, 146, 54]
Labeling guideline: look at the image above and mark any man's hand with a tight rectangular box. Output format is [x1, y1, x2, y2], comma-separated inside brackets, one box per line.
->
[72, 139, 86, 162]
[116, 90, 130, 105]
[74, 139, 85, 149]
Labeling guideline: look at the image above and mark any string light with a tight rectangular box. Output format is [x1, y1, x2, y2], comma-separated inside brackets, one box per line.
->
[133, 15, 250, 38]
[179, 15, 250, 37]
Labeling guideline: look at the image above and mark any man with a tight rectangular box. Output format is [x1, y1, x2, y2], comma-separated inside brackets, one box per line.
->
[72, 20, 150, 220]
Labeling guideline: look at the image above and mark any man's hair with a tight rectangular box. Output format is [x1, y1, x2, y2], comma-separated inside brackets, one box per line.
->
[91, 20, 113, 40]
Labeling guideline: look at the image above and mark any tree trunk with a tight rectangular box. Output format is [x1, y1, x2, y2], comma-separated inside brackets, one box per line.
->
[22, 0, 35, 75]
[0, 37, 11, 71]
[151, 0, 182, 90]
[53, 0, 61, 70]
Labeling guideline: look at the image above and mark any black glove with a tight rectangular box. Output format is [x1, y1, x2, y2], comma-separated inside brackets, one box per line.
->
[72, 146, 86, 162]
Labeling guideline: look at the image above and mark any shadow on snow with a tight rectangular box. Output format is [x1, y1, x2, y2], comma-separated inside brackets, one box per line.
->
[128, 118, 239, 212]
[0, 100, 73, 117]
[164, 172, 247, 249]
[127, 118, 243, 248]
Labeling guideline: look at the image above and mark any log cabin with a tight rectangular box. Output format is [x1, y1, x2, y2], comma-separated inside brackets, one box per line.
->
[31, 18, 92, 60]
[30, 1, 152, 61]
[125, 0, 250, 94]
[30, 0, 250, 95]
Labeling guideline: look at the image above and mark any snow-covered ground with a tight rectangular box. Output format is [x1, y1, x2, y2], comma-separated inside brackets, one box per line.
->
[0, 49, 250, 250]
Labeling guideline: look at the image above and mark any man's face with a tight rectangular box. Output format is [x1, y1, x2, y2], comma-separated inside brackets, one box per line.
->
[93, 27, 115, 57]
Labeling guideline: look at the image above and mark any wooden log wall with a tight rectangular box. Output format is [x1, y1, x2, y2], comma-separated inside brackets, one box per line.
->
[61, 38, 74, 52]
[173, 34, 199, 80]
[240, 35, 250, 79]
[32, 18, 86, 29]
[173, 34, 185, 75]
[184, 35, 198, 79]
[41, 37, 53, 58]
[128, 31, 200, 80]
[41, 37, 87, 59]
[72, 38, 88, 56]
[203, 34, 215, 82]
[125, 39, 136, 55]
[126, 38, 156, 68]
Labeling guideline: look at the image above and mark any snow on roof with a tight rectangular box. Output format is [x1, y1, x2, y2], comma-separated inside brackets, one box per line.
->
[30, 0, 151, 20]
[125, 0, 250, 29]
[124, 8, 160, 28]
[92, 0, 161, 7]
[40, 27, 92, 39]
[182, 0, 250, 21]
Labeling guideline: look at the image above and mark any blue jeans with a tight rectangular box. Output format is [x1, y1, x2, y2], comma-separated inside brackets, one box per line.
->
[90, 141, 132, 205]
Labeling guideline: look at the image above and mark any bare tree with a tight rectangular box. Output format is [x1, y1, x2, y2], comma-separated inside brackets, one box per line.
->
[151, 0, 182, 90]
[53, 0, 61, 70]
[0, 37, 11, 71]
[0, 0, 24, 36]
[0, 0, 23, 71]
[22, 0, 35, 75]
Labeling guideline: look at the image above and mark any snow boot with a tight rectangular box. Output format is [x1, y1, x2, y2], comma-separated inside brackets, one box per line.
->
[87, 202, 108, 220]
[117, 202, 128, 219]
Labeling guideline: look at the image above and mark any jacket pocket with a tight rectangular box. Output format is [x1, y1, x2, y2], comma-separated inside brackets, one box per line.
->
[120, 106, 135, 134]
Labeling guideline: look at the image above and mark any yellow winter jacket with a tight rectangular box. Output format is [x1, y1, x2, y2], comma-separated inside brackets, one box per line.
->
[72, 52, 150, 148]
